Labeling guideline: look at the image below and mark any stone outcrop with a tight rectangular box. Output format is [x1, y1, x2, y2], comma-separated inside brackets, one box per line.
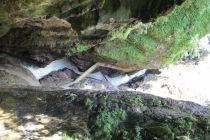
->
[67, 0, 210, 71]
[0, 16, 77, 67]
[0, 88, 210, 139]
[0, 1, 210, 139]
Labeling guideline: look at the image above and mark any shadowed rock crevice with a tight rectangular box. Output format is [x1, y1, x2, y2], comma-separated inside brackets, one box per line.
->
[63, 0, 185, 38]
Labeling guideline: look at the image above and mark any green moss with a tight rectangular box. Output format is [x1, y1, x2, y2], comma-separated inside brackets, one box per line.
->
[62, 133, 91, 140]
[0, 6, 7, 23]
[94, 108, 127, 139]
[97, 22, 155, 63]
[111, 112, 209, 140]
[133, 126, 143, 140]
[0, 0, 51, 23]
[67, 93, 78, 103]
[62, 93, 210, 140]
[173, 117, 195, 136]
[85, 97, 94, 111]
[176, 136, 191, 140]
[114, 126, 143, 140]
[144, 123, 174, 139]
[124, 95, 144, 109]
[148, 98, 162, 107]
[99, 40, 146, 63]
[151, 0, 210, 65]
[111, 22, 142, 40]
[169, 116, 210, 140]
[69, 43, 92, 56]
[93, 0, 210, 69]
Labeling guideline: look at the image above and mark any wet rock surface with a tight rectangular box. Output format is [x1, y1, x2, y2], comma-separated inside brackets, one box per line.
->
[0, 50, 210, 139]
[0, 53, 120, 91]
[0, 70, 29, 86]
[0, 54, 40, 87]
[120, 69, 161, 89]
[70, 78, 117, 91]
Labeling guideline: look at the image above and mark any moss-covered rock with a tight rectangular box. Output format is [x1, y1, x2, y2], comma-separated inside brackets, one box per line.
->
[0, 0, 210, 71]
[0, 88, 210, 140]
[84, 0, 210, 71]
[0, 0, 49, 23]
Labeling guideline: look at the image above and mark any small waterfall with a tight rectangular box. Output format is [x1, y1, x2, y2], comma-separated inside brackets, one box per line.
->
[105, 69, 146, 86]
[24, 58, 146, 87]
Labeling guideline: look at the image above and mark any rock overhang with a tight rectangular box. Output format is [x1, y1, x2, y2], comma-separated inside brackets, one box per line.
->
[0, 0, 210, 71]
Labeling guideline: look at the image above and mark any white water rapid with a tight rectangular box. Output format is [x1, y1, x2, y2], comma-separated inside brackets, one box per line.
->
[24, 58, 146, 87]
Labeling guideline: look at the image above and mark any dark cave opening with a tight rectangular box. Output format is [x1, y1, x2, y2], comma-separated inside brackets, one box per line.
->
[65, 0, 185, 35]
[102, 0, 184, 22]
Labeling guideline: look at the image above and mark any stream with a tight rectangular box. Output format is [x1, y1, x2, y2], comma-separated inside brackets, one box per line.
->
[23, 58, 147, 87]
[0, 34, 210, 105]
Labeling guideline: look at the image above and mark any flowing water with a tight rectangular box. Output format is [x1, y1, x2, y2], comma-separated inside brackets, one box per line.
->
[3, 34, 210, 106]
[24, 58, 146, 87]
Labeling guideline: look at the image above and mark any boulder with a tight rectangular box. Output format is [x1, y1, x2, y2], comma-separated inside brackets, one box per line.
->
[0, 16, 77, 67]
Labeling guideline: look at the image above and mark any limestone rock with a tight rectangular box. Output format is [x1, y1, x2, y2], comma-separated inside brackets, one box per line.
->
[0, 88, 210, 139]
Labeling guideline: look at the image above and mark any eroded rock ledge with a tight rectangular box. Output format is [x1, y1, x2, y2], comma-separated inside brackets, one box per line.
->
[0, 88, 210, 140]
[0, 17, 77, 67]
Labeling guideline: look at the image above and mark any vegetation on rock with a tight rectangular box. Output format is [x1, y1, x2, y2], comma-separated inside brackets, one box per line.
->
[1, 89, 209, 140]
[1, 0, 210, 70]
[0, 0, 210, 139]
[90, 0, 210, 70]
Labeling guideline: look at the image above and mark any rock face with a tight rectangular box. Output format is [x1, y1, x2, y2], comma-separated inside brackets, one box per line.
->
[39, 68, 78, 87]
[0, 88, 210, 140]
[0, 0, 210, 71]
[0, 1, 210, 139]
[68, 0, 210, 71]
[0, 54, 40, 86]
[0, 16, 77, 67]
[0, 70, 30, 86]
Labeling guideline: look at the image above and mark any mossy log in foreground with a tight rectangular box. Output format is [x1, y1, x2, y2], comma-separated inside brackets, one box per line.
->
[1, 0, 210, 71]
[0, 88, 210, 140]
